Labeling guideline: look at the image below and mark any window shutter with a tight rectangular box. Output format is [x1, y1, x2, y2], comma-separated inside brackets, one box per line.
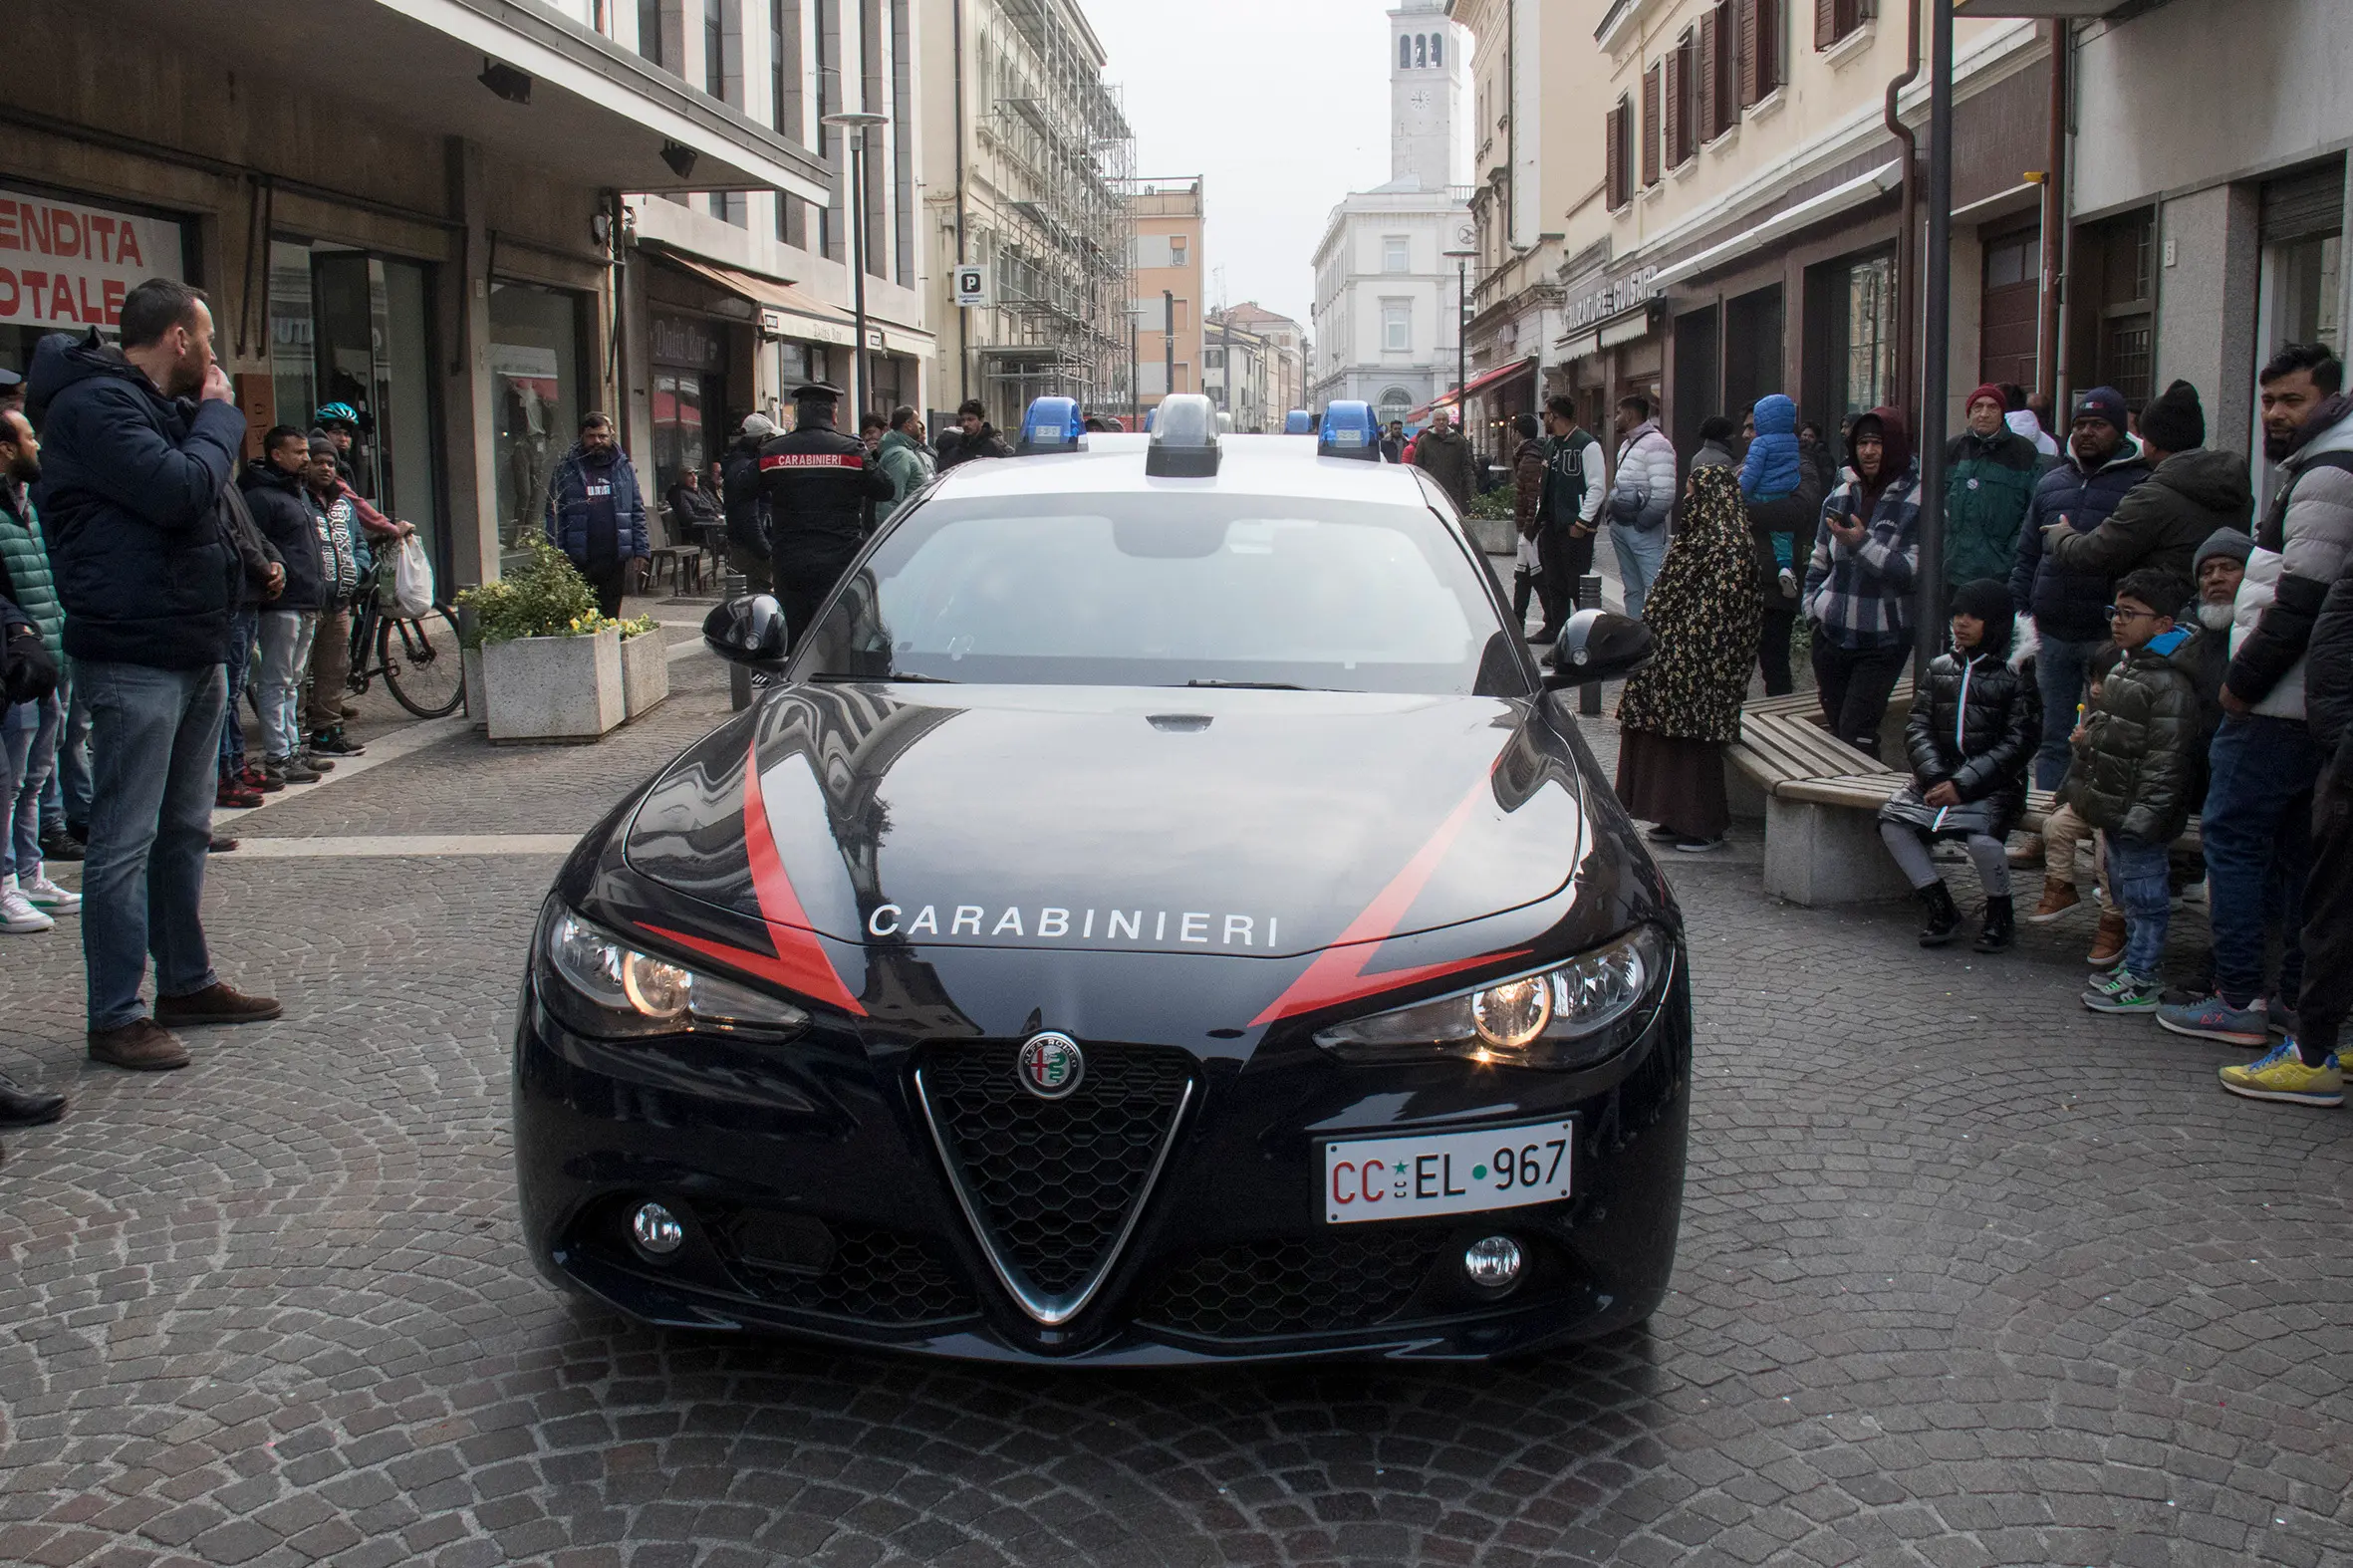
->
[1606, 102, 1626, 208]
[1642, 62, 1662, 185]
[1762, 0, 1781, 90]
[1815, 0, 1838, 50]
[1740, 0, 1759, 103]
[1699, 12, 1719, 140]
[1664, 44, 1685, 165]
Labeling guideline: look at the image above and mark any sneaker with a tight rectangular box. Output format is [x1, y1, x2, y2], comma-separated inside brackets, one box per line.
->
[2219, 1039, 2344, 1108]
[1645, 824, 1682, 843]
[239, 762, 269, 790]
[2083, 970, 2163, 1012]
[2007, 834, 2045, 868]
[2156, 993, 2270, 1048]
[154, 980, 283, 1027]
[2085, 911, 2127, 969]
[1674, 836, 1725, 853]
[20, 873, 80, 915]
[2271, 1000, 2299, 1038]
[297, 750, 335, 773]
[2027, 878, 2081, 923]
[0, 882, 55, 934]
[1776, 567, 1797, 597]
[38, 828, 84, 864]
[251, 765, 285, 794]
[207, 836, 239, 854]
[309, 728, 366, 757]
[86, 1018, 190, 1072]
[268, 755, 321, 786]
[216, 777, 264, 809]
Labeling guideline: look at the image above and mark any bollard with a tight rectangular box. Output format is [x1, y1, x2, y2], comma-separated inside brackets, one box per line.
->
[1577, 572, 1604, 716]
[722, 570, 752, 712]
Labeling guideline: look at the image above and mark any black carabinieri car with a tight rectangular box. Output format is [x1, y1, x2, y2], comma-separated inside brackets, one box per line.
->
[514, 410, 1690, 1364]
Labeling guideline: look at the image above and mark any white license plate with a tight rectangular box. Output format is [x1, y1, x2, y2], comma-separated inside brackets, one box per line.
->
[1323, 1119, 1573, 1224]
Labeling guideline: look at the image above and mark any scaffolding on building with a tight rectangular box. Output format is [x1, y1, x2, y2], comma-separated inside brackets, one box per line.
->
[970, 0, 1134, 419]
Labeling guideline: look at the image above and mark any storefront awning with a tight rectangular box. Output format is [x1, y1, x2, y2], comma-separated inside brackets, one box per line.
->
[1414, 356, 1536, 420]
[649, 247, 933, 356]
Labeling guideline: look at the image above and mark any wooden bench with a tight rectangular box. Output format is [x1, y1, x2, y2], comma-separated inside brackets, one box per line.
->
[1728, 687, 2196, 906]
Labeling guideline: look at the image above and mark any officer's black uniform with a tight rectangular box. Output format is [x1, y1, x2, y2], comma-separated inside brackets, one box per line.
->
[754, 385, 895, 645]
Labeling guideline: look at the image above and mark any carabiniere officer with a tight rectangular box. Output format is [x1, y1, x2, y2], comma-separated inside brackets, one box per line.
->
[754, 382, 896, 647]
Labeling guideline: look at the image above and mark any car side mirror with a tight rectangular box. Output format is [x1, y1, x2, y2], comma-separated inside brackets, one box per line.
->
[702, 595, 790, 667]
[1541, 609, 1654, 689]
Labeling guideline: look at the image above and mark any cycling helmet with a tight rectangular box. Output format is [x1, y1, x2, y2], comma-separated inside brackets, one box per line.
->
[314, 402, 360, 428]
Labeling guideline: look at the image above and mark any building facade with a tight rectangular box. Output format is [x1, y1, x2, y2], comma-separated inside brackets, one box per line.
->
[1309, 0, 1473, 427]
[2, 0, 831, 594]
[1570, 0, 2052, 463]
[2038, 0, 2350, 475]
[917, 0, 1133, 429]
[1447, 0, 1608, 461]
[1130, 179, 1206, 423]
[1213, 302, 1309, 424]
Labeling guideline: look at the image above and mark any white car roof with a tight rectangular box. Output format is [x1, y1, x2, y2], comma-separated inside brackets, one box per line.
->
[925, 433, 1447, 509]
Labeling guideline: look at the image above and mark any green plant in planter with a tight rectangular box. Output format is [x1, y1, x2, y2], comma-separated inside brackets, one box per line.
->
[1462, 484, 1516, 521]
[617, 614, 661, 640]
[456, 538, 606, 646]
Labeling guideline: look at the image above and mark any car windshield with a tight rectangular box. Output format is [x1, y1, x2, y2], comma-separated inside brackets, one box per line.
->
[792, 492, 1525, 695]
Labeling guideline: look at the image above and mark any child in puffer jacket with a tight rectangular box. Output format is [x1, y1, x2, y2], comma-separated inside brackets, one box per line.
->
[1741, 394, 1804, 595]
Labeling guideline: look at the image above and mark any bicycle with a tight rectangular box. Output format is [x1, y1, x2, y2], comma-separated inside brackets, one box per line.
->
[346, 558, 466, 718]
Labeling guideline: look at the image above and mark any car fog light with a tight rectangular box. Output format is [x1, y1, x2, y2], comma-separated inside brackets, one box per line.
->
[1463, 1234, 1523, 1289]
[631, 1201, 684, 1257]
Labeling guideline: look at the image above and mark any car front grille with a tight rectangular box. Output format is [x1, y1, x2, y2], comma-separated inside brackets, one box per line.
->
[1137, 1229, 1450, 1339]
[915, 1043, 1193, 1315]
[733, 1224, 978, 1326]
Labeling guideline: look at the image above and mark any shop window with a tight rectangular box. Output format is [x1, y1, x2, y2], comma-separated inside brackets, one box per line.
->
[1724, 285, 1783, 417]
[1807, 251, 1894, 426]
[488, 281, 586, 567]
[0, 186, 191, 379]
[652, 372, 707, 499]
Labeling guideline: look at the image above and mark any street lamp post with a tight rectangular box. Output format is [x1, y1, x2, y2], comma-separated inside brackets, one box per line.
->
[1442, 244, 1474, 445]
[821, 109, 889, 417]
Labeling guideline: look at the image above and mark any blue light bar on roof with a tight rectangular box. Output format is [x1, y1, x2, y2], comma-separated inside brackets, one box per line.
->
[1016, 395, 1085, 454]
[1318, 400, 1380, 461]
[1283, 409, 1313, 434]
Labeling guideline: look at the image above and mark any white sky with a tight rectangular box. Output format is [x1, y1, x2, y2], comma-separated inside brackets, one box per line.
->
[1082, 0, 1400, 332]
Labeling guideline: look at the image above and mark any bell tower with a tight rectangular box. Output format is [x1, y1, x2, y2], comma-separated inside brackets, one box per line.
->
[1389, 0, 1458, 193]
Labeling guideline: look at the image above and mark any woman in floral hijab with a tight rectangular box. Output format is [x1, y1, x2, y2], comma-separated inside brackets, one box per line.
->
[1614, 462, 1764, 851]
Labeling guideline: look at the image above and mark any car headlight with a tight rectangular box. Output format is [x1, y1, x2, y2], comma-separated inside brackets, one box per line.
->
[538, 909, 810, 1039]
[1313, 925, 1668, 1069]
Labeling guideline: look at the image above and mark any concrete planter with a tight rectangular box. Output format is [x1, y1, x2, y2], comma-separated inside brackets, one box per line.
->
[1464, 513, 1516, 557]
[461, 647, 486, 731]
[620, 631, 669, 719]
[481, 627, 624, 743]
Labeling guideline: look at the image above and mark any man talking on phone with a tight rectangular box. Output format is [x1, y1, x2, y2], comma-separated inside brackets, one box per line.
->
[29, 279, 284, 1075]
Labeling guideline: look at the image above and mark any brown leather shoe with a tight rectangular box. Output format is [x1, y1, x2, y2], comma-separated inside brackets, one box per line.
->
[154, 981, 283, 1027]
[87, 1018, 192, 1071]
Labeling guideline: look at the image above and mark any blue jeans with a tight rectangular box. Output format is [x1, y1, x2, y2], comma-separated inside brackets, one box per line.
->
[1611, 524, 1669, 621]
[219, 609, 259, 772]
[2104, 830, 2173, 978]
[255, 610, 317, 763]
[2033, 634, 2099, 791]
[2202, 714, 2319, 1009]
[42, 656, 91, 835]
[3, 692, 62, 881]
[79, 660, 224, 1032]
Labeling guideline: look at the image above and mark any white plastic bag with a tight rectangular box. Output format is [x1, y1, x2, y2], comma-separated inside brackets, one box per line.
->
[392, 535, 434, 618]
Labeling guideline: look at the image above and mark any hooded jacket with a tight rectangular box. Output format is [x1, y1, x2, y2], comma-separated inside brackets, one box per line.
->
[2045, 446, 2253, 585]
[1410, 422, 1477, 510]
[1608, 418, 1678, 532]
[1740, 393, 1802, 503]
[1892, 612, 2041, 837]
[1941, 423, 2040, 588]
[2006, 439, 2154, 644]
[2226, 394, 2353, 720]
[2006, 407, 2059, 461]
[2065, 627, 2206, 844]
[27, 328, 248, 668]
[1804, 407, 1921, 650]
[237, 458, 327, 613]
[1510, 436, 1546, 537]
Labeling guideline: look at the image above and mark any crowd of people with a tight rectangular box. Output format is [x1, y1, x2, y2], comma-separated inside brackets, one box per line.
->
[1562, 342, 2353, 1112]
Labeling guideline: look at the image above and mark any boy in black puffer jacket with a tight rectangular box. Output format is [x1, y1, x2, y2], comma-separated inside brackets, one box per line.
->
[2070, 569, 2205, 1015]
[1878, 578, 2042, 951]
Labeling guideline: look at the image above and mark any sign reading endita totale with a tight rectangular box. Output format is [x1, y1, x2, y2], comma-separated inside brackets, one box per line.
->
[0, 188, 185, 333]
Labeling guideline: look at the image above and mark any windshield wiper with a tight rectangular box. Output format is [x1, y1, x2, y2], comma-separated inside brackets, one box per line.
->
[807, 670, 959, 684]
[1176, 678, 1312, 690]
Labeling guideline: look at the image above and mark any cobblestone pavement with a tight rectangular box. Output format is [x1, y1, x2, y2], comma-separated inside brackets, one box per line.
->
[3, 624, 2350, 1568]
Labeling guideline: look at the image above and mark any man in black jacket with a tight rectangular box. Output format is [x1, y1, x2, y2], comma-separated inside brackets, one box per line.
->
[719, 412, 775, 592]
[936, 399, 1010, 471]
[28, 279, 282, 1073]
[755, 383, 895, 645]
[238, 427, 329, 787]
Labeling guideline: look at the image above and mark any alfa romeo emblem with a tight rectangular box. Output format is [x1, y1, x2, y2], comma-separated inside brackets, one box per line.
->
[1017, 1032, 1084, 1100]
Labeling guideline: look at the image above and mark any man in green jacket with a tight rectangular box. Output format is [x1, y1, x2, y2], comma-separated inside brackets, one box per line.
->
[0, 405, 80, 931]
[874, 406, 935, 526]
[1943, 383, 2040, 591]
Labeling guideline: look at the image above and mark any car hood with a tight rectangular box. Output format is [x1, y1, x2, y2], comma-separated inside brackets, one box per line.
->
[622, 683, 1587, 961]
